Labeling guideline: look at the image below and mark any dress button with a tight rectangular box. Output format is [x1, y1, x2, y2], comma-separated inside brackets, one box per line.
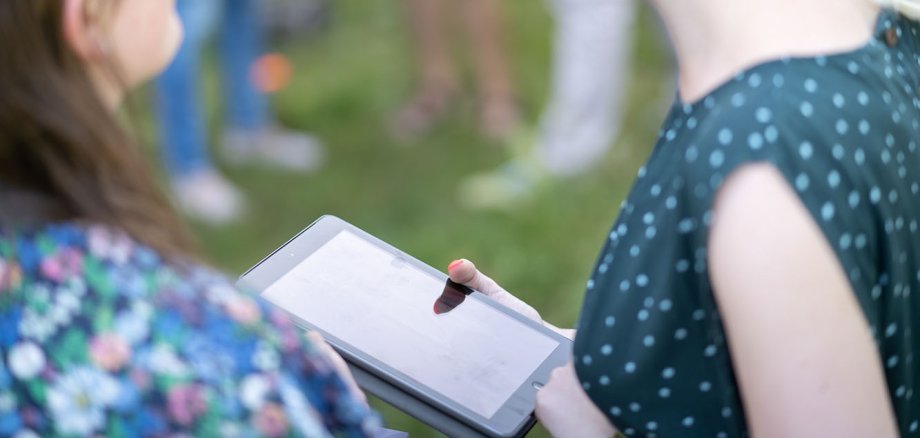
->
[886, 27, 899, 47]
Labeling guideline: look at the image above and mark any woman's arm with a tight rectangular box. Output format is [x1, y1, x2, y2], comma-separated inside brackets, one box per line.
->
[709, 164, 898, 437]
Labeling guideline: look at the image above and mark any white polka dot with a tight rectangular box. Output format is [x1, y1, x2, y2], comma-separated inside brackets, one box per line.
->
[624, 362, 636, 373]
[848, 61, 860, 74]
[886, 323, 898, 337]
[659, 299, 673, 312]
[858, 91, 869, 105]
[620, 280, 630, 292]
[685, 145, 699, 162]
[839, 233, 852, 250]
[636, 274, 649, 287]
[601, 344, 613, 355]
[658, 388, 670, 398]
[662, 367, 676, 379]
[699, 381, 712, 392]
[821, 202, 836, 221]
[748, 132, 764, 150]
[828, 170, 841, 188]
[772, 73, 785, 88]
[599, 375, 610, 385]
[676, 260, 690, 272]
[855, 234, 867, 249]
[643, 335, 656, 347]
[833, 93, 846, 108]
[630, 245, 640, 257]
[795, 173, 810, 191]
[764, 125, 778, 143]
[731, 93, 746, 107]
[887, 356, 899, 368]
[799, 141, 814, 159]
[675, 328, 688, 340]
[704, 345, 717, 357]
[836, 119, 849, 135]
[629, 402, 641, 412]
[644, 297, 655, 308]
[638, 310, 649, 321]
[870, 187, 882, 204]
[800, 101, 814, 117]
[833, 144, 845, 159]
[610, 406, 622, 416]
[755, 107, 772, 123]
[666, 196, 678, 209]
[582, 355, 593, 365]
[804, 78, 818, 93]
[854, 148, 866, 165]
[717, 129, 733, 145]
[858, 120, 870, 135]
[748, 73, 762, 88]
[682, 417, 695, 427]
[710, 150, 725, 168]
[605, 316, 615, 327]
[687, 117, 698, 129]
[848, 191, 860, 208]
[650, 184, 662, 197]
[722, 407, 733, 418]
[692, 309, 706, 320]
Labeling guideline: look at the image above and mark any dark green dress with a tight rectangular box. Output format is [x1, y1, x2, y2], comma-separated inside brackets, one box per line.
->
[574, 9, 920, 437]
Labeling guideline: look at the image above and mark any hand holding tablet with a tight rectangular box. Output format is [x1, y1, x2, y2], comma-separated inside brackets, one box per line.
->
[239, 216, 573, 437]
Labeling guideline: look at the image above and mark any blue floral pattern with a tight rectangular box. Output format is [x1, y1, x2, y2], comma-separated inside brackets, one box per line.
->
[0, 223, 381, 437]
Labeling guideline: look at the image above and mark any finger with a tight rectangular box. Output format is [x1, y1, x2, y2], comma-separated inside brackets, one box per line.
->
[447, 259, 505, 296]
[305, 331, 367, 404]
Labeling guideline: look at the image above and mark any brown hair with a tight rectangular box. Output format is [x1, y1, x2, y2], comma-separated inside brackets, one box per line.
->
[0, 0, 199, 261]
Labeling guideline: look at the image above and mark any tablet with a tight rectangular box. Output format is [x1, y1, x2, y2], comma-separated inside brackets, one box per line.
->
[238, 215, 573, 438]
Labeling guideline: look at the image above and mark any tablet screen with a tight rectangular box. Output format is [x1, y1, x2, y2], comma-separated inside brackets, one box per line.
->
[262, 230, 558, 418]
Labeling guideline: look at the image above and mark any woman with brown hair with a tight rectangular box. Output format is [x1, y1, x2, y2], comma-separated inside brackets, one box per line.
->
[0, 0, 378, 435]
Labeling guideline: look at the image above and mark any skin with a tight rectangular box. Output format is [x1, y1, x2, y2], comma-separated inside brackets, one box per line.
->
[62, 0, 184, 107]
[60, 0, 368, 406]
[451, 0, 900, 436]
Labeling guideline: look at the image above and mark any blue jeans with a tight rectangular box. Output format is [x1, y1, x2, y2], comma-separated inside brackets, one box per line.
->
[155, 0, 269, 177]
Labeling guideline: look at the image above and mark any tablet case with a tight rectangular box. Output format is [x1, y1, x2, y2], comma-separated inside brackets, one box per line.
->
[349, 363, 536, 438]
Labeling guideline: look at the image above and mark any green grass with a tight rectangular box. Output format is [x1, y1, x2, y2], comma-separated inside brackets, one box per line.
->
[172, 1, 671, 436]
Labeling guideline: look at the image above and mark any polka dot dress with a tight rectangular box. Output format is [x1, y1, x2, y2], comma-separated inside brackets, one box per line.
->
[574, 10, 920, 437]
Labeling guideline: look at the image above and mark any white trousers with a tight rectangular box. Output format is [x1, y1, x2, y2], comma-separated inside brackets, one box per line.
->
[537, 0, 636, 176]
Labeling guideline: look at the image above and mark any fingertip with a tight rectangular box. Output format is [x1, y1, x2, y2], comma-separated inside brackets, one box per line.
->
[448, 259, 464, 272]
[448, 259, 476, 283]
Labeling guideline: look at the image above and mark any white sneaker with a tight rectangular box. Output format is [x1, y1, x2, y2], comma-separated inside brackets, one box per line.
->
[222, 127, 326, 172]
[171, 169, 245, 224]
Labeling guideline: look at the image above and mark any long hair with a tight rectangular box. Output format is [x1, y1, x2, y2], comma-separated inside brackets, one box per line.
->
[0, 0, 199, 261]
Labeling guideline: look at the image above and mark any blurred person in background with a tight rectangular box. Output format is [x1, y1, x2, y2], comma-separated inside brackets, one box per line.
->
[449, 0, 918, 436]
[460, 0, 638, 210]
[0, 0, 378, 435]
[390, 0, 521, 143]
[156, 0, 325, 224]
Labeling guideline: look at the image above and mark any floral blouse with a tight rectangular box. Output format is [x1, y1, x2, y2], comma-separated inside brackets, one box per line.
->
[0, 222, 381, 437]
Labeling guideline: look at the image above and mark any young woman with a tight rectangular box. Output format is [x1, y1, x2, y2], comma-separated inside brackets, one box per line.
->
[0, 0, 377, 436]
[450, 0, 919, 436]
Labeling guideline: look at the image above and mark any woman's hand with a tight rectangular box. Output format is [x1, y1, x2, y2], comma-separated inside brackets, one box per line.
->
[305, 331, 367, 405]
[447, 259, 575, 339]
[536, 362, 617, 438]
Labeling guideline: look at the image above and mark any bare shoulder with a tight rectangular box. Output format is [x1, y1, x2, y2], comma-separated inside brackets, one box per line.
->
[707, 163, 898, 437]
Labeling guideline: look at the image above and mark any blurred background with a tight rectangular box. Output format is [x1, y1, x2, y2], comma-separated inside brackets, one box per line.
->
[139, 0, 672, 436]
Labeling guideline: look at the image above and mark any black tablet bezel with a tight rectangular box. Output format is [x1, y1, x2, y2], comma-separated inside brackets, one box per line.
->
[238, 215, 573, 437]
